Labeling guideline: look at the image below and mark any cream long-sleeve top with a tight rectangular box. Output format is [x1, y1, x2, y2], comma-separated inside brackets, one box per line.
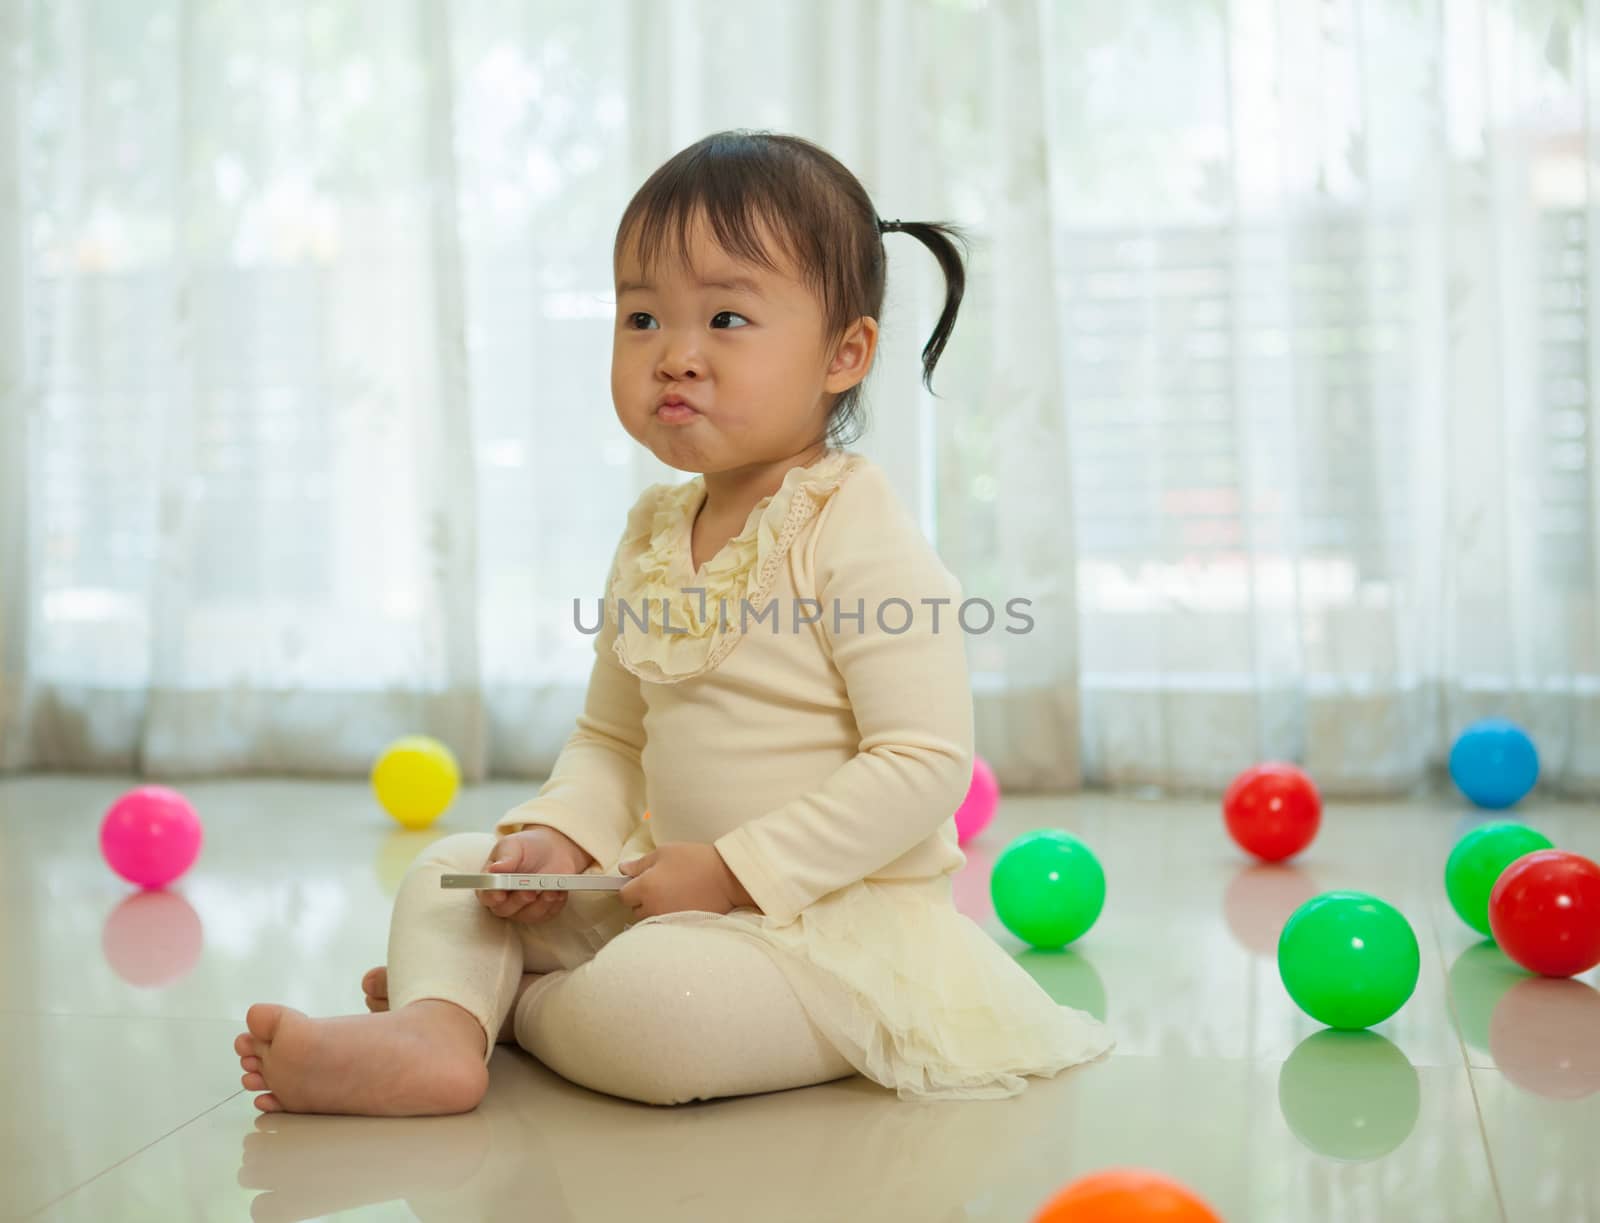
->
[494, 447, 974, 928]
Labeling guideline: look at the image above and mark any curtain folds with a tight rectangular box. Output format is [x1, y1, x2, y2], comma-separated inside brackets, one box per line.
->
[1, 0, 1596, 798]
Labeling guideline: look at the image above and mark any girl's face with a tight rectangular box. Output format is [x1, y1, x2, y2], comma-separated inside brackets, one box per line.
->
[611, 210, 876, 473]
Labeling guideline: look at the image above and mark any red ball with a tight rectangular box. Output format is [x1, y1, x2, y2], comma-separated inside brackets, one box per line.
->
[1487, 849, 1600, 978]
[1222, 763, 1321, 863]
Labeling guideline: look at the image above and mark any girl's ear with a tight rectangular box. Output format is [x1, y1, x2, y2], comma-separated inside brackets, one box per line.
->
[824, 316, 879, 394]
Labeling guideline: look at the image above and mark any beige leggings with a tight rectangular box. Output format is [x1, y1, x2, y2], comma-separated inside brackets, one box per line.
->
[385, 832, 858, 1106]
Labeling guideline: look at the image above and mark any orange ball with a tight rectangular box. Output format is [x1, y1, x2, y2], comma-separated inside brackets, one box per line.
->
[1034, 1168, 1222, 1223]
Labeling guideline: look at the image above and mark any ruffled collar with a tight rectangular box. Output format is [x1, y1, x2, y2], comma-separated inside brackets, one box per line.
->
[609, 448, 865, 683]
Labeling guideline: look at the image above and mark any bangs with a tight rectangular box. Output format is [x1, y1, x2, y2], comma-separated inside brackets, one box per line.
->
[619, 191, 794, 285]
[613, 132, 869, 335]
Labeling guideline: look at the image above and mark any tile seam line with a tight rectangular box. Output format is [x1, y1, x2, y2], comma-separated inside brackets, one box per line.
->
[21, 1091, 245, 1221]
[1429, 910, 1507, 1223]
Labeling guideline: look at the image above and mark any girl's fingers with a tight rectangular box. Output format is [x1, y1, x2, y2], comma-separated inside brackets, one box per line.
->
[514, 892, 562, 923]
[473, 857, 568, 921]
[490, 893, 529, 918]
[478, 856, 521, 908]
[500, 887, 552, 919]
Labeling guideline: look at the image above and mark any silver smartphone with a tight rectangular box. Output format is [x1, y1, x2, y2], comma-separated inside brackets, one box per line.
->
[439, 873, 628, 892]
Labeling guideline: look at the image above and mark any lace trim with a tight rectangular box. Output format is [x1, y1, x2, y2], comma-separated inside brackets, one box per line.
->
[608, 450, 865, 684]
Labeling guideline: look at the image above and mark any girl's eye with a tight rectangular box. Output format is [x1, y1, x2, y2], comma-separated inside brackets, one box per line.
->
[624, 311, 748, 330]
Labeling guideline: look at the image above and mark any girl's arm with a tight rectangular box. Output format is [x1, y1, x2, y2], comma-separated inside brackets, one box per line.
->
[495, 554, 646, 871]
[713, 468, 976, 926]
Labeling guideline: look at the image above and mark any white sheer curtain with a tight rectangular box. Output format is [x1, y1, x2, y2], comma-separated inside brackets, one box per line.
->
[1048, 0, 1600, 796]
[1, 0, 1597, 799]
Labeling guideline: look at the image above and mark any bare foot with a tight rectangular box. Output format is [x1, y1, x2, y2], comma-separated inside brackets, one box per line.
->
[362, 965, 543, 1044]
[233, 1001, 489, 1116]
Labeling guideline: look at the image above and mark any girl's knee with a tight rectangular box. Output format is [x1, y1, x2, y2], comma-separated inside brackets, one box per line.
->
[415, 831, 498, 873]
[525, 925, 826, 1106]
[584, 925, 716, 1016]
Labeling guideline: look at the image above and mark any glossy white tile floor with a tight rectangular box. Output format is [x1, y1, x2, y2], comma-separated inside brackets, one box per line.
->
[1, 775, 1597, 1222]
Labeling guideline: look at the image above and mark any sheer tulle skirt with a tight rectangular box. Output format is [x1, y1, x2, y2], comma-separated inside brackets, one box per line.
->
[632, 873, 1114, 1102]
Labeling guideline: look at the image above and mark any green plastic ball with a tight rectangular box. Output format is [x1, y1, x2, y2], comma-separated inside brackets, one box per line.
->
[1277, 891, 1420, 1029]
[990, 829, 1105, 948]
[1444, 821, 1554, 936]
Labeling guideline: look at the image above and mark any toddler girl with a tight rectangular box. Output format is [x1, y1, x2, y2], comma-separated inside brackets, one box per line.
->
[234, 129, 1113, 1114]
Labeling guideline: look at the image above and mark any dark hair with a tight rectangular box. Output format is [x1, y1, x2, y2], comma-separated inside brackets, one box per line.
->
[613, 129, 969, 448]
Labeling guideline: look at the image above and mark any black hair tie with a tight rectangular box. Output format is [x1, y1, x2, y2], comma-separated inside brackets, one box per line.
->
[878, 217, 904, 234]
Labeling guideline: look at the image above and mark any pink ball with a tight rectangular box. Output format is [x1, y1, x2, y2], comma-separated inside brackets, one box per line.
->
[100, 785, 203, 889]
[955, 755, 1000, 846]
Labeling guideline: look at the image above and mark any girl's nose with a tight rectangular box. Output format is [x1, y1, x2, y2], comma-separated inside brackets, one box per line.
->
[656, 341, 705, 382]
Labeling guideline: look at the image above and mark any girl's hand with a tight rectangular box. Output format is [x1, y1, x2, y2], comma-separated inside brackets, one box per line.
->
[477, 826, 595, 925]
[617, 843, 758, 920]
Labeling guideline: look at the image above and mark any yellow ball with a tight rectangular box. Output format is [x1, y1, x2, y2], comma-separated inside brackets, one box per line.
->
[371, 735, 459, 829]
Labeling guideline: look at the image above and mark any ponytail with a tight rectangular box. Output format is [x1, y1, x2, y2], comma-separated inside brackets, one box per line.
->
[878, 218, 970, 394]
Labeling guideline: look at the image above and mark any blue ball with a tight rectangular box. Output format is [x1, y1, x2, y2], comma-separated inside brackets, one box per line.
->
[1448, 719, 1539, 810]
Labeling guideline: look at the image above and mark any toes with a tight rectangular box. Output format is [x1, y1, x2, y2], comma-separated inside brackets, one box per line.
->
[246, 1002, 290, 1042]
[242, 1072, 267, 1090]
[362, 967, 388, 996]
[253, 1093, 283, 1113]
[234, 1032, 254, 1057]
[241, 1056, 261, 1073]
